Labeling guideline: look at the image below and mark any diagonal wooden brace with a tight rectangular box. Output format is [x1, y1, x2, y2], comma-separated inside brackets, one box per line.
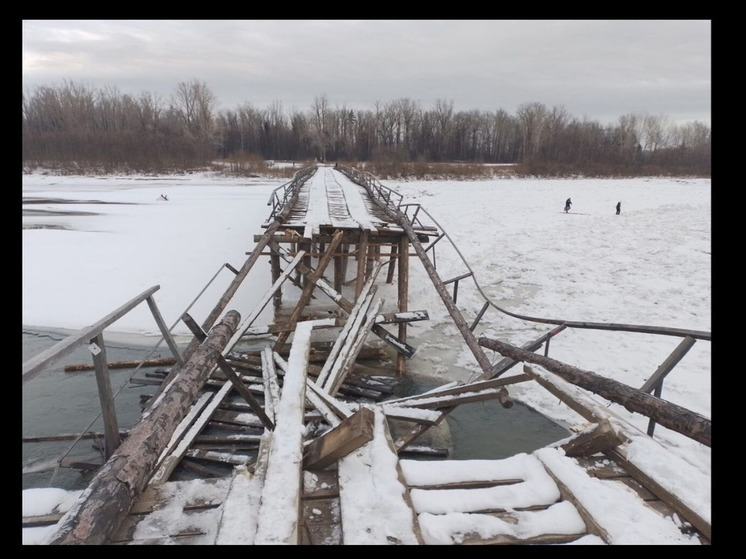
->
[181, 312, 274, 430]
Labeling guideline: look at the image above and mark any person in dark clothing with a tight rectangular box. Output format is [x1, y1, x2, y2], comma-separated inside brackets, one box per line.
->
[616, 201, 621, 215]
[564, 198, 572, 213]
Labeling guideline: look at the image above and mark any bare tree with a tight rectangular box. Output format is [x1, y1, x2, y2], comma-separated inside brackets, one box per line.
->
[311, 95, 329, 162]
[516, 102, 548, 163]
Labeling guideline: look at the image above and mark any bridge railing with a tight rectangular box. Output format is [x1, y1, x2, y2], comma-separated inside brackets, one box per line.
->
[22, 285, 184, 462]
[338, 166, 403, 215]
[266, 164, 317, 222]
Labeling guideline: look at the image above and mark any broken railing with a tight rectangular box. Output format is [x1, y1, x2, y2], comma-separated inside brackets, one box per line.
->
[338, 167, 403, 213]
[265, 164, 317, 221]
[22, 252, 248, 468]
[22, 285, 183, 462]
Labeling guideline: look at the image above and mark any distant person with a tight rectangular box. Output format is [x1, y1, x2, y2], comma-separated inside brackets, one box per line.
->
[564, 197, 572, 213]
[616, 201, 621, 215]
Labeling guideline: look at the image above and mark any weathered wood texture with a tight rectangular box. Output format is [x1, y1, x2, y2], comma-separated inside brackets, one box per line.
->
[64, 357, 177, 372]
[478, 336, 711, 448]
[46, 311, 241, 545]
[303, 407, 375, 470]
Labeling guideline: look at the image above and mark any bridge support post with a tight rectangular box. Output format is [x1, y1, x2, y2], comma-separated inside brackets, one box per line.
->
[396, 234, 409, 377]
[270, 249, 282, 308]
[355, 231, 369, 301]
[386, 242, 398, 284]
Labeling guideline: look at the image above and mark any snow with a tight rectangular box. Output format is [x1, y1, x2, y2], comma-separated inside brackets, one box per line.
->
[22, 167, 711, 545]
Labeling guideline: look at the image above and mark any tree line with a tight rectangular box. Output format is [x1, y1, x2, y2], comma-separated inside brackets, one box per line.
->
[22, 79, 711, 177]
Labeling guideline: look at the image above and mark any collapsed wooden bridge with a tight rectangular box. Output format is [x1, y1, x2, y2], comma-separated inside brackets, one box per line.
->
[23, 165, 711, 545]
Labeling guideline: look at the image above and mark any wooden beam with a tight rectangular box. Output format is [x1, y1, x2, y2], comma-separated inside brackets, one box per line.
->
[281, 251, 416, 357]
[396, 233, 409, 376]
[480, 337, 711, 447]
[303, 407, 375, 471]
[274, 230, 344, 352]
[560, 419, 624, 458]
[355, 230, 369, 300]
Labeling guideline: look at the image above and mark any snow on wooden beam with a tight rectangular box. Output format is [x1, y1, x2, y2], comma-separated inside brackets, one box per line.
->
[254, 318, 335, 545]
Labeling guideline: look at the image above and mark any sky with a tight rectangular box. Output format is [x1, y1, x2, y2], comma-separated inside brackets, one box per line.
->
[21, 19, 712, 126]
[21, 167, 711, 544]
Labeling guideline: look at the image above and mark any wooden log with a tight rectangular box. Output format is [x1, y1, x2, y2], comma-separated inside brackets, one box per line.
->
[64, 357, 177, 372]
[46, 311, 241, 545]
[496, 387, 513, 408]
[396, 209, 493, 374]
[478, 336, 711, 448]
[23, 431, 129, 443]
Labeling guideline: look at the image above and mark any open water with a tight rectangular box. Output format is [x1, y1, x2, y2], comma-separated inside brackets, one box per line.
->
[22, 328, 569, 492]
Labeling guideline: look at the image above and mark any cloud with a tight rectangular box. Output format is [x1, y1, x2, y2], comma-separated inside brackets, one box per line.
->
[22, 20, 711, 124]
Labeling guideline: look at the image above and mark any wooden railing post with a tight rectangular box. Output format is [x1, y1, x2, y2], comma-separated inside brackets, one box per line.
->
[89, 333, 120, 459]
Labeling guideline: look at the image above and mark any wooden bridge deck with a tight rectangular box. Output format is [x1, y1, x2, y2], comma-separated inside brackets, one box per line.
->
[26, 165, 710, 545]
[282, 165, 396, 236]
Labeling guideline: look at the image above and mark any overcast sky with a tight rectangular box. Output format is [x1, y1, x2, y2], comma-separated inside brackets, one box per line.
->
[22, 20, 711, 126]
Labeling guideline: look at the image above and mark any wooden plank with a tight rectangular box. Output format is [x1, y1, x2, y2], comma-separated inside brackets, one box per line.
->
[304, 383, 345, 428]
[254, 319, 335, 544]
[300, 498, 342, 545]
[337, 407, 424, 544]
[316, 273, 379, 388]
[280, 251, 416, 357]
[261, 346, 281, 424]
[385, 374, 531, 406]
[318, 285, 378, 394]
[241, 310, 428, 336]
[303, 407, 375, 471]
[149, 384, 232, 485]
[380, 405, 442, 425]
[302, 469, 340, 499]
[328, 298, 384, 397]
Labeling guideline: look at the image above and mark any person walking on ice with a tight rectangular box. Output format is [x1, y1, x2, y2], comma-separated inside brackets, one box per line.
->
[564, 197, 572, 213]
[616, 201, 621, 215]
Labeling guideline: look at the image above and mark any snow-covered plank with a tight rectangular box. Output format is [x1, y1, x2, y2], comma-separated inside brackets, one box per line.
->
[338, 406, 423, 544]
[524, 363, 711, 538]
[401, 453, 561, 514]
[254, 318, 335, 544]
[535, 447, 701, 544]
